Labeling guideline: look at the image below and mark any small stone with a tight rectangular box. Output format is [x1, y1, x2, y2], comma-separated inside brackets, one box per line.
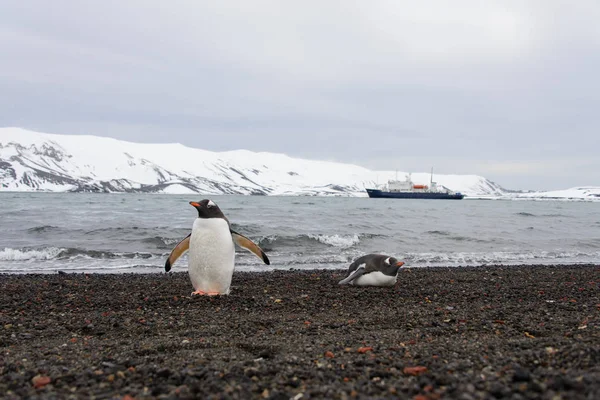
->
[403, 366, 428, 376]
[101, 361, 117, 368]
[157, 368, 171, 378]
[513, 368, 531, 382]
[32, 375, 51, 389]
[489, 383, 506, 398]
[518, 383, 528, 392]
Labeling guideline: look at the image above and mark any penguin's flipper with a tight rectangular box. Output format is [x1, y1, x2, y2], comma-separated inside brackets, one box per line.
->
[230, 230, 270, 265]
[165, 233, 191, 272]
[338, 266, 366, 285]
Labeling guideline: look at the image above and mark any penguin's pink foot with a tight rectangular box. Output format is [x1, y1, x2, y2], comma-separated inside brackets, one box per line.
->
[191, 290, 221, 296]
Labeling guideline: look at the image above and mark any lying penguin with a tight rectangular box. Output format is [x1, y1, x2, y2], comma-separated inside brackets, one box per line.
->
[165, 199, 270, 295]
[338, 254, 405, 287]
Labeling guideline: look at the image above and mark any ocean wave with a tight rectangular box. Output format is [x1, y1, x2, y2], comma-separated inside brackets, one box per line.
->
[85, 226, 143, 234]
[230, 223, 261, 234]
[426, 230, 489, 243]
[235, 253, 353, 266]
[0, 247, 64, 261]
[56, 248, 155, 260]
[1, 262, 168, 274]
[577, 238, 600, 249]
[449, 236, 490, 243]
[308, 234, 360, 248]
[141, 236, 181, 249]
[427, 230, 450, 236]
[403, 250, 600, 266]
[27, 225, 60, 233]
[0, 247, 157, 261]
[257, 233, 362, 249]
[83, 226, 189, 235]
[515, 212, 536, 217]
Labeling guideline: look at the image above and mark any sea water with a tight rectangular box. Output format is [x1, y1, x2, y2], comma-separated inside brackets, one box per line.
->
[0, 193, 599, 273]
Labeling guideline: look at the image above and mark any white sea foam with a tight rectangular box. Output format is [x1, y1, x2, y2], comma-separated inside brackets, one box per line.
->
[403, 250, 600, 266]
[0, 247, 64, 261]
[0, 247, 161, 262]
[308, 234, 360, 248]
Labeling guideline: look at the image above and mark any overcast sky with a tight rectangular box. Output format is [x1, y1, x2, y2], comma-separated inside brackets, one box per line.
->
[1, 1, 599, 190]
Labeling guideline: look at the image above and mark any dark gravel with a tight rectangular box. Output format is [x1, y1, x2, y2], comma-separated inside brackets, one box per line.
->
[1, 265, 599, 399]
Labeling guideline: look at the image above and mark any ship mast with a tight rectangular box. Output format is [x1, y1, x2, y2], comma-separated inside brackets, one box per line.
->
[430, 167, 433, 188]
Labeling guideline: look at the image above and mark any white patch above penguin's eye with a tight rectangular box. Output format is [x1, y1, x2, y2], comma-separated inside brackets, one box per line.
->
[384, 257, 391, 265]
[207, 200, 216, 208]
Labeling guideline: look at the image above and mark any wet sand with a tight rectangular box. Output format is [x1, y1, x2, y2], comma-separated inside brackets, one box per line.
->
[1, 265, 599, 399]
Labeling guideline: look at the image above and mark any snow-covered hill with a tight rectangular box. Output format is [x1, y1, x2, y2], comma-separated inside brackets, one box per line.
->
[512, 187, 600, 201]
[0, 127, 587, 199]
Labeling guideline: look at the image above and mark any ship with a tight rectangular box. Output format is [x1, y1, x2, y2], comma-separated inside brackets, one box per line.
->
[366, 169, 465, 200]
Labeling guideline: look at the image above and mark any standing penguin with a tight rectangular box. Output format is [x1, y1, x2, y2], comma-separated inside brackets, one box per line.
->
[165, 199, 270, 295]
[338, 254, 405, 287]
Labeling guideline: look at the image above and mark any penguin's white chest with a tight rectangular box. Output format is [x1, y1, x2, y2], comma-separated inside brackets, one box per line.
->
[353, 271, 397, 287]
[188, 218, 235, 294]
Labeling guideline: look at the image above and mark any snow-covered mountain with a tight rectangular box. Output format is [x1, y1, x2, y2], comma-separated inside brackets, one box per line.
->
[0, 127, 592, 200]
[512, 187, 600, 201]
[0, 127, 506, 197]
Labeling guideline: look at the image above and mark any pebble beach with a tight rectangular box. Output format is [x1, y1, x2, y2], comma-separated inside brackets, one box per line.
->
[1, 265, 599, 399]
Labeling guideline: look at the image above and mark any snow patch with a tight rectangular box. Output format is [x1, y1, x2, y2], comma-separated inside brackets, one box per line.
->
[159, 184, 198, 194]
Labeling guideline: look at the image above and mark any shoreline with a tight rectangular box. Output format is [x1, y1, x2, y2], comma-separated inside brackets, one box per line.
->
[2, 191, 600, 202]
[2, 262, 599, 276]
[1, 264, 598, 399]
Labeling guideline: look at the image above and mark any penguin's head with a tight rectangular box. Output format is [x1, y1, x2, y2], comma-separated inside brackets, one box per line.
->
[384, 256, 405, 269]
[189, 199, 226, 219]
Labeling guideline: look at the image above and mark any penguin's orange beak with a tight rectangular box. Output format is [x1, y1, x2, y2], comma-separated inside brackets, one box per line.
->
[189, 201, 201, 207]
[396, 261, 405, 267]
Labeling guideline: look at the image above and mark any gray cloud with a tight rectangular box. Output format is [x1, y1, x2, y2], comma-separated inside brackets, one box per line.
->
[1, 0, 599, 190]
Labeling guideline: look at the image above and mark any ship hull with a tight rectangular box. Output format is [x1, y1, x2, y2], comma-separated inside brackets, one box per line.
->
[366, 189, 464, 200]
